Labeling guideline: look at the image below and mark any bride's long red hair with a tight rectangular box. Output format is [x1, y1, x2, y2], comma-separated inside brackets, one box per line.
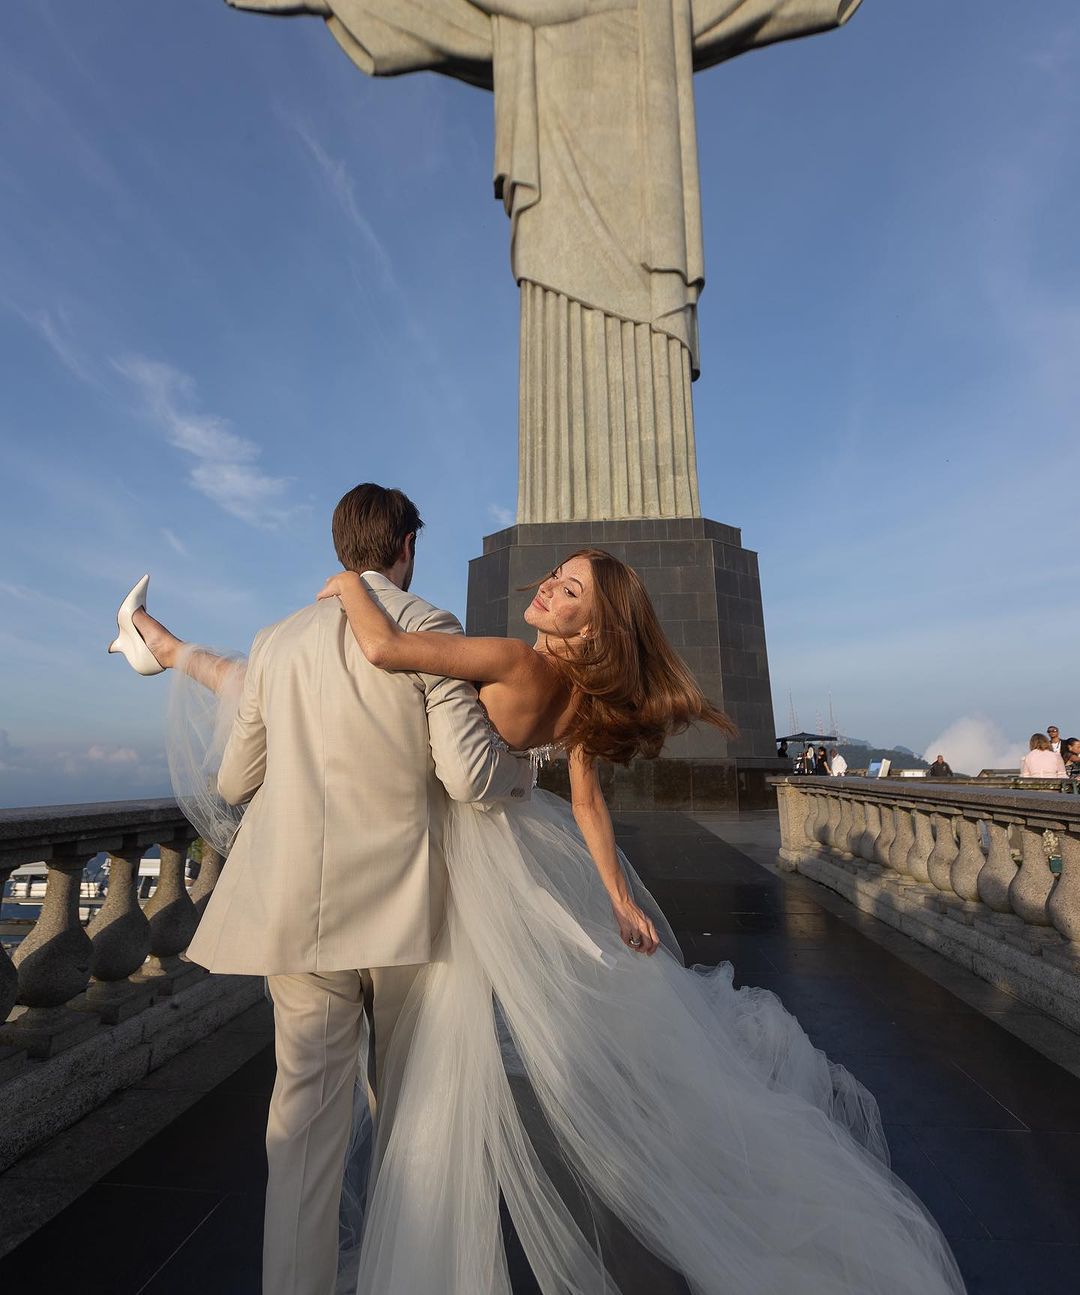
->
[536, 549, 737, 764]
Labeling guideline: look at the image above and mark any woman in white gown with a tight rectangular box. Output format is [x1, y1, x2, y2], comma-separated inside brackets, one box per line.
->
[124, 550, 965, 1295]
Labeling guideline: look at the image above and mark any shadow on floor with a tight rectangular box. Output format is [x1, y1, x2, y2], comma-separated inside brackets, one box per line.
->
[2, 812, 1079, 1293]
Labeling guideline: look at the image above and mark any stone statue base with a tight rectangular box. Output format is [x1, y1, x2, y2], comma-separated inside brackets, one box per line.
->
[466, 518, 785, 811]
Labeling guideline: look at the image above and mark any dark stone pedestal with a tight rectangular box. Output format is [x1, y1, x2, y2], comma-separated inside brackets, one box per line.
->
[466, 519, 782, 810]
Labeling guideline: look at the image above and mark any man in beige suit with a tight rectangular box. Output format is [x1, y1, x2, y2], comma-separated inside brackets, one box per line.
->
[186, 483, 533, 1295]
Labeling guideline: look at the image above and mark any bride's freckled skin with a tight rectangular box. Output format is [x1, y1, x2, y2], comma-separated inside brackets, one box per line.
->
[523, 556, 595, 648]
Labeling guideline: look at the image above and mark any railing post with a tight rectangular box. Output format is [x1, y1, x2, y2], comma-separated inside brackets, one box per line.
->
[888, 806, 915, 878]
[847, 798, 867, 860]
[927, 813, 959, 892]
[0, 850, 98, 1058]
[1009, 825, 1055, 927]
[874, 803, 896, 867]
[188, 843, 225, 921]
[951, 815, 986, 903]
[858, 799, 880, 862]
[135, 834, 202, 995]
[978, 819, 1018, 913]
[0, 862, 17, 1026]
[812, 793, 830, 848]
[906, 808, 934, 884]
[829, 795, 850, 856]
[1048, 829, 1080, 946]
[85, 842, 153, 1023]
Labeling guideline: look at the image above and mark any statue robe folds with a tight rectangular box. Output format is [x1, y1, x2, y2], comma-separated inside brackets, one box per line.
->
[229, 0, 861, 521]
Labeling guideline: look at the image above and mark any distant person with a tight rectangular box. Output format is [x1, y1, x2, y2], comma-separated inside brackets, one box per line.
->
[1020, 733, 1066, 779]
[814, 745, 830, 775]
[829, 748, 848, 777]
[777, 739, 789, 761]
[1047, 725, 1062, 754]
[797, 742, 816, 775]
[928, 754, 952, 778]
[1062, 739, 1080, 775]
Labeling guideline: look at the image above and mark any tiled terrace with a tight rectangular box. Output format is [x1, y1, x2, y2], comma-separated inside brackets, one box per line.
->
[2, 811, 1079, 1294]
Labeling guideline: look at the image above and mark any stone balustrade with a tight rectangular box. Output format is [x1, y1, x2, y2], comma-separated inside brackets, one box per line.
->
[773, 777, 1080, 1030]
[0, 800, 261, 1170]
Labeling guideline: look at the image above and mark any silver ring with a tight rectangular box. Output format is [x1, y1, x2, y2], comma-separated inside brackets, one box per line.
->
[629, 935, 643, 947]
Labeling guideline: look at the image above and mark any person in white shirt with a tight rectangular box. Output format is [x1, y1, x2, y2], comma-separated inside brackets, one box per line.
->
[829, 749, 848, 777]
[1047, 725, 1062, 754]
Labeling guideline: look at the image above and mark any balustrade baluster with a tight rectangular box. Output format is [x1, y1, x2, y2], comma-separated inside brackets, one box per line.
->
[847, 799, 867, 860]
[859, 800, 881, 863]
[777, 786, 808, 870]
[888, 806, 915, 877]
[1009, 825, 1055, 927]
[813, 794, 831, 848]
[85, 843, 153, 1023]
[1048, 829, 1080, 946]
[0, 849, 98, 1058]
[135, 835, 202, 995]
[927, 813, 959, 892]
[833, 797, 854, 857]
[906, 809, 934, 884]
[0, 862, 17, 1026]
[951, 816, 985, 903]
[874, 803, 896, 867]
[978, 820, 1018, 913]
[189, 843, 226, 920]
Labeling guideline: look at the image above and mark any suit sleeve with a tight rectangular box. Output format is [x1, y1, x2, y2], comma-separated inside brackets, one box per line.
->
[217, 629, 270, 807]
[413, 606, 535, 804]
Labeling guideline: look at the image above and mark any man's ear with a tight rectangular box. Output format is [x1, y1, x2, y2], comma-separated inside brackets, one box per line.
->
[399, 532, 416, 565]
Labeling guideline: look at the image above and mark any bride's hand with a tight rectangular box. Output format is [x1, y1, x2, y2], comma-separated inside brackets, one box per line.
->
[317, 572, 363, 602]
[611, 897, 660, 956]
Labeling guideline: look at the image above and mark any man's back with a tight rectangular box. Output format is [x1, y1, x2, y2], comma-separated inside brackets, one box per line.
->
[186, 573, 530, 975]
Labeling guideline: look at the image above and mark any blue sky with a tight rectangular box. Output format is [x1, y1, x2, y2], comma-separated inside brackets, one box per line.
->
[1, 0, 1077, 804]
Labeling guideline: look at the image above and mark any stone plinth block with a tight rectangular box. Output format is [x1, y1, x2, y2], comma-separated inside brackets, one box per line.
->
[466, 518, 781, 810]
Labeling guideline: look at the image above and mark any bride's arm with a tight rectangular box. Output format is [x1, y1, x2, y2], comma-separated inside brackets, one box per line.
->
[568, 749, 660, 956]
[318, 571, 537, 685]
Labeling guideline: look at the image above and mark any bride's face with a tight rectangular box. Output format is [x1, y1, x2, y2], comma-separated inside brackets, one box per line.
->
[523, 556, 595, 640]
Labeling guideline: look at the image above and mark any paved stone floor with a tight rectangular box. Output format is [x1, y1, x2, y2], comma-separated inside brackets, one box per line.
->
[2, 811, 1080, 1293]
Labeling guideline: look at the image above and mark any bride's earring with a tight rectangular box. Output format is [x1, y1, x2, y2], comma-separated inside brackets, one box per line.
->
[108, 574, 165, 676]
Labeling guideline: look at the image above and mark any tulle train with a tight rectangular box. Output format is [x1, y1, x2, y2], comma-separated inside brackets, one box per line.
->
[352, 791, 965, 1294]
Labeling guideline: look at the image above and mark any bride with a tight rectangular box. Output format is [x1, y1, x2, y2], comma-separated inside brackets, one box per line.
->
[119, 550, 964, 1295]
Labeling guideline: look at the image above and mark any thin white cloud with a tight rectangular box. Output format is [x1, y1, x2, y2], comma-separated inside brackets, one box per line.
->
[114, 354, 298, 529]
[161, 527, 189, 558]
[86, 743, 139, 765]
[280, 110, 398, 292]
[488, 504, 514, 528]
[4, 300, 98, 384]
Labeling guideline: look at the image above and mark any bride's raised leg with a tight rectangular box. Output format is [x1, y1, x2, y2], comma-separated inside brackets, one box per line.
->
[129, 608, 242, 695]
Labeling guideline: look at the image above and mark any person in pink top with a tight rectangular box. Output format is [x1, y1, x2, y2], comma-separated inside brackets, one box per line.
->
[1019, 733, 1067, 778]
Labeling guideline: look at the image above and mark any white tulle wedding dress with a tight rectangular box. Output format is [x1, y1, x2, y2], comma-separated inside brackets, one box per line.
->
[169, 657, 965, 1295]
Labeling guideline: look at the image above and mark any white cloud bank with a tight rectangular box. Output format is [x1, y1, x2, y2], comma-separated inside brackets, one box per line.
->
[921, 717, 1027, 777]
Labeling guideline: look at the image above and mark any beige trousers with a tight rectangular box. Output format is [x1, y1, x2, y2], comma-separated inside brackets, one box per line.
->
[263, 966, 421, 1295]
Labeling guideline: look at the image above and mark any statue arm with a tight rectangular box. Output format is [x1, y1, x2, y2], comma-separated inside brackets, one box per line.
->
[692, 0, 863, 73]
[226, 0, 494, 84]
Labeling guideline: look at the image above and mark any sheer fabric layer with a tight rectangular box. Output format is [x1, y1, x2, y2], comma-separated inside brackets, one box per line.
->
[356, 790, 966, 1295]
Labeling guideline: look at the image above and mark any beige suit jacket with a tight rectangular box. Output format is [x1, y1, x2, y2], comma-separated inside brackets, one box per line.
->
[186, 573, 533, 975]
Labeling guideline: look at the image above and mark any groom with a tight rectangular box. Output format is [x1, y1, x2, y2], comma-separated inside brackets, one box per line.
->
[185, 483, 534, 1295]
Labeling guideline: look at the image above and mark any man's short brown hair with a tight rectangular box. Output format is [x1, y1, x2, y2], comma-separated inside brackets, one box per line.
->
[332, 483, 423, 573]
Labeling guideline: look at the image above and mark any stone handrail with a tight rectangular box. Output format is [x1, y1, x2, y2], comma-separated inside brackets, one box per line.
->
[772, 776, 1080, 1028]
[0, 799, 224, 1060]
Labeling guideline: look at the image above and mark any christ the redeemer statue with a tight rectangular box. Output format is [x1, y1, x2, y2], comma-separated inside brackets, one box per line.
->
[227, 1, 862, 522]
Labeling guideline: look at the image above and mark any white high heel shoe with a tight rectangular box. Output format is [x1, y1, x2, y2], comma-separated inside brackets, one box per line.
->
[108, 574, 165, 676]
